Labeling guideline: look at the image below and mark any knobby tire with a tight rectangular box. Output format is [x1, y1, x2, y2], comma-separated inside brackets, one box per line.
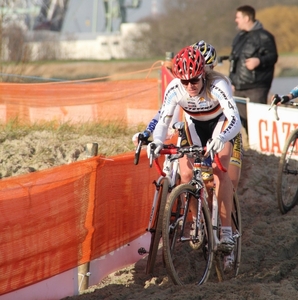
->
[277, 129, 298, 214]
[162, 184, 213, 285]
[146, 178, 169, 274]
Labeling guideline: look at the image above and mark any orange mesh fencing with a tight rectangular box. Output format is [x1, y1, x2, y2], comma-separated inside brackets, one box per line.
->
[0, 159, 99, 294]
[161, 65, 174, 99]
[0, 65, 173, 295]
[0, 149, 159, 295]
[0, 78, 159, 126]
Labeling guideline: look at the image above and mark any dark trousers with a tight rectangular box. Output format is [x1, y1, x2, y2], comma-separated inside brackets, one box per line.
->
[234, 87, 270, 135]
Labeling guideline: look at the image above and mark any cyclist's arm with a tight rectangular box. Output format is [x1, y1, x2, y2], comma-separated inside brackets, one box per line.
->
[289, 85, 298, 99]
[145, 111, 160, 133]
[167, 105, 181, 139]
[213, 79, 242, 143]
[153, 80, 182, 142]
[272, 85, 298, 105]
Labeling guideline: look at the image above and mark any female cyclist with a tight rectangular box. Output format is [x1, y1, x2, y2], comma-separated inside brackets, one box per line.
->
[133, 41, 243, 191]
[148, 46, 242, 252]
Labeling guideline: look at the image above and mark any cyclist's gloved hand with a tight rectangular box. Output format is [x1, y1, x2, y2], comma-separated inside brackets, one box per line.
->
[280, 95, 291, 104]
[132, 130, 151, 146]
[271, 94, 291, 106]
[147, 140, 163, 159]
[206, 137, 224, 154]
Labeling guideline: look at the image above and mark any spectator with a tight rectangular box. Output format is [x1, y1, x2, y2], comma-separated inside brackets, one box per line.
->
[229, 5, 278, 135]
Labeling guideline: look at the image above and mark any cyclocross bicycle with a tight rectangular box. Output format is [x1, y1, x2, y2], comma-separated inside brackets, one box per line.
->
[135, 122, 185, 274]
[270, 100, 298, 214]
[159, 144, 242, 285]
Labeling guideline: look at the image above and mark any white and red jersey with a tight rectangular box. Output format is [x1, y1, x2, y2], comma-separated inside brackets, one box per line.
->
[153, 77, 241, 146]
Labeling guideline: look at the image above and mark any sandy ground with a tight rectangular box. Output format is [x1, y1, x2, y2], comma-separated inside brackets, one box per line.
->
[3, 126, 298, 299]
[3, 123, 298, 299]
[59, 146, 298, 300]
[0, 130, 135, 179]
[4, 56, 298, 299]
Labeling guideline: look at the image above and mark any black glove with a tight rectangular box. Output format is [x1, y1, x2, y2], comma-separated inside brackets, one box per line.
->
[271, 94, 291, 106]
[280, 95, 291, 104]
[138, 130, 151, 143]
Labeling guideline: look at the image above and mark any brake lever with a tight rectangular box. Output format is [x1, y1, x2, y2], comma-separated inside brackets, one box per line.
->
[134, 131, 151, 165]
[149, 143, 156, 168]
[134, 140, 143, 165]
[268, 102, 279, 121]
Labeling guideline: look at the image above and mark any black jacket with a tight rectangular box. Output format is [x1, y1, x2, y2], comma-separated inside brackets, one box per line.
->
[229, 21, 278, 90]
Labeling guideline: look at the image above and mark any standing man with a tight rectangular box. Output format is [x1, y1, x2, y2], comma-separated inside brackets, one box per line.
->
[229, 5, 278, 135]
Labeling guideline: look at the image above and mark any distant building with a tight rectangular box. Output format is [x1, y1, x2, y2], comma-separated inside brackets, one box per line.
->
[34, 0, 159, 33]
[1, 0, 162, 60]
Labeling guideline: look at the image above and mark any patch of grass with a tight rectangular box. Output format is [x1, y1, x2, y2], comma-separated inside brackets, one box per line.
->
[278, 68, 298, 77]
[0, 118, 143, 141]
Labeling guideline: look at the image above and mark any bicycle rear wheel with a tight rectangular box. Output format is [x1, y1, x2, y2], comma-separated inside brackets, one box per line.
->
[146, 178, 169, 274]
[277, 129, 298, 214]
[162, 184, 213, 285]
[214, 192, 242, 281]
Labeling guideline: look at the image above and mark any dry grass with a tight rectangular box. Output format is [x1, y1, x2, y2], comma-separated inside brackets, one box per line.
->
[0, 119, 140, 179]
[19, 54, 298, 82]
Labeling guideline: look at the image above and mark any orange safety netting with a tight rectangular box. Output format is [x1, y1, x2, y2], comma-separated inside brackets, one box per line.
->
[0, 65, 173, 295]
[0, 78, 159, 126]
[0, 151, 159, 295]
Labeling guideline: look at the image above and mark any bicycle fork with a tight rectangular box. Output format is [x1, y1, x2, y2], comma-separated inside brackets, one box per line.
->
[138, 177, 164, 256]
[179, 188, 205, 243]
[211, 191, 220, 249]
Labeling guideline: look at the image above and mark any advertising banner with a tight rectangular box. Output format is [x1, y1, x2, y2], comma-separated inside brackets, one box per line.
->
[247, 102, 298, 156]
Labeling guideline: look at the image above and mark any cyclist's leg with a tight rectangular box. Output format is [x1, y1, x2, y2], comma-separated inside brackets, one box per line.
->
[178, 155, 193, 184]
[213, 142, 234, 251]
[214, 142, 233, 226]
[228, 132, 243, 191]
[179, 155, 198, 214]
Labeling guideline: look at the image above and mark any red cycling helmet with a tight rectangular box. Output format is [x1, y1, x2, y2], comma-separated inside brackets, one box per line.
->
[172, 46, 205, 80]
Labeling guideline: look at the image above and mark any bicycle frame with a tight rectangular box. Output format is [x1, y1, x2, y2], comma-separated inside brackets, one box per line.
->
[161, 143, 242, 284]
[147, 122, 184, 232]
[191, 154, 223, 249]
[135, 122, 185, 270]
[161, 145, 226, 245]
[211, 187, 220, 247]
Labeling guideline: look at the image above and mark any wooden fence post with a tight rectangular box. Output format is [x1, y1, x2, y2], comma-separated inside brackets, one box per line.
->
[78, 143, 98, 292]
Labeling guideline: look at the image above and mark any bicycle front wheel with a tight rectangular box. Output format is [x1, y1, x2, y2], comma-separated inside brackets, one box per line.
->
[146, 178, 169, 274]
[162, 184, 213, 285]
[277, 129, 298, 214]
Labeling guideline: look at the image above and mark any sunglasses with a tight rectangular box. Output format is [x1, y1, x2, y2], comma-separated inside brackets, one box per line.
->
[180, 76, 201, 85]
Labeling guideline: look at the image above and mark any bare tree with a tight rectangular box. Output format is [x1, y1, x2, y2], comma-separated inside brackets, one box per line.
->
[126, 0, 298, 58]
